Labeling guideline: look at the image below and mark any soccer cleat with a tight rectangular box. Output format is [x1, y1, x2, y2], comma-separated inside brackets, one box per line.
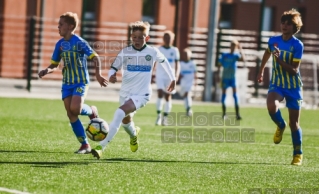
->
[291, 154, 303, 166]
[162, 116, 168, 126]
[91, 145, 103, 159]
[130, 127, 140, 152]
[155, 115, 162, 126]
[74, 144, 91, 154]
[89, 106, 99, 120]
[236, 115, 242, 120]
[273, 121, 287, 144]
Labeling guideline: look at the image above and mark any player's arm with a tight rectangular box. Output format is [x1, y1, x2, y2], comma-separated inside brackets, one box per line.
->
[108, 50, 124, 84]
[257, 48, 272, 83]
[174, 48, 181, 81]
[174, 60, 180, 81]
[91, 56, 108, 87]
[273, 45, 302, 75]
[38, 63, 59, 78]
[238, 42, 246, 62]
[38, 42, 60, 78]
[159, 58, 176, 92]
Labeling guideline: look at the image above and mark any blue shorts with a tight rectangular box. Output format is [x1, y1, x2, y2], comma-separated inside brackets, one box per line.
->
[221, 78, 236, 89]
[61, 83, 89, 100]
[268, 85, 303, 110]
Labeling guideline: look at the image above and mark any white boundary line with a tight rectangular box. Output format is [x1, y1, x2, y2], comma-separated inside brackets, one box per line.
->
[0, 187, 31, 194]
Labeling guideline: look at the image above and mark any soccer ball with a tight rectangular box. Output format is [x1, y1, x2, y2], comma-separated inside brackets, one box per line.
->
[86, 118, 109, 141]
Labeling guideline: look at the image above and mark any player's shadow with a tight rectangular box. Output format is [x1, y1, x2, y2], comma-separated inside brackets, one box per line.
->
[0, 149, 69, 154]
[94, 158, 286, 165]
[0, 161, 90, 168]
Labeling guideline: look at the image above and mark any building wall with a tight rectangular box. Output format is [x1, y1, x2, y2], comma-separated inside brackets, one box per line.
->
[98, 0, 142, 23]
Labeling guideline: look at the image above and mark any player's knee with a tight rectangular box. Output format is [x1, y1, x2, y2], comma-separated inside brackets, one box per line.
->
[289, 120, 299, 130]
[70, 106, 81, 116]
[122, 115, 132, 124]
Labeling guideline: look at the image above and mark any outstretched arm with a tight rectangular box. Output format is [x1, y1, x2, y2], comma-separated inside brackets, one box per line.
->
[92, 56, 108, 87]
[257, 49, 272, 83]
[38, 64, 59, 78]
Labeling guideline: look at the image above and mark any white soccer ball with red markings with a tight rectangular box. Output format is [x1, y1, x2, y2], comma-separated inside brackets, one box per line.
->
[86, 118, 109, 141]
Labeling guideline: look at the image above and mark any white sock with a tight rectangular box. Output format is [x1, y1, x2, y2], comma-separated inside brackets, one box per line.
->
[164, 100, 172, 114]
[187, 96, 192, 108]
[100, 109, 126, 150]
[184, 96, 192, 110]
[156, 98, 163, 113]
[184, 97, 189, 109]
[122, 122, 136, 137]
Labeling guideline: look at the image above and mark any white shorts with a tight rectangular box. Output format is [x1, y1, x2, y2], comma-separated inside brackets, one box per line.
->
[119, 94, 150, 117]
[155, 76, 176, 94]
[179, 84, 192, 96]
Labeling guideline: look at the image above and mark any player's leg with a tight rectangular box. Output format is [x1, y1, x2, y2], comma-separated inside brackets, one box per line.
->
[92, 95, 148, 158]
[231, 86, 241, 120]
[162, 92, 172, 125]
[156, 89, 164, 125]
[221, 84, 227, 119]
[267, 89, 286, 144]
[78, 85, 99, 119]
[122, 115, 140, 152]
[286, 88, 303, 165]
[155, 76, 166, 125]
[183, 91, 193, 116]
[288, 108, 303, 165]
[64, 94, 91, 154]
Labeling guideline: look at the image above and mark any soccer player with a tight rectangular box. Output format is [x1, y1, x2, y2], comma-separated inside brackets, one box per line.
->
[179, 48, 197, 116]
[38, 12, 108, 154]
[217, 39, 245, 120]
[91, 21, 176, 159]
[155, 31, 180, 126]
[257, 9, 304, 165]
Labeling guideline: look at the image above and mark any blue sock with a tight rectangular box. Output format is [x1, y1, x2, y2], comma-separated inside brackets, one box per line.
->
[233, 93, 238, 107]
[70, 119, 88, 145]
[291, 128, 302, 155]
[80, 104, 92, 116]
[269, 110, 286, 129]
[221, 94, 226, 106]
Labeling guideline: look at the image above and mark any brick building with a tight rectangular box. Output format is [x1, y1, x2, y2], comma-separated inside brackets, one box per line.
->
[0, 0, 318, 82]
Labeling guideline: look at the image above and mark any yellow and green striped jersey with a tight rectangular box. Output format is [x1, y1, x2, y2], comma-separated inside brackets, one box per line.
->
[51, 34, 97, 85]
[267, 35, 304, 89]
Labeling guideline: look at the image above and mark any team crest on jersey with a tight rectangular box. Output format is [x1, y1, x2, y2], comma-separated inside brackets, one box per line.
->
[145, 55, 152, 61]
[170, 52, 174, 56]
[73, 45, 77, 51]
[290, 46, 294, 51]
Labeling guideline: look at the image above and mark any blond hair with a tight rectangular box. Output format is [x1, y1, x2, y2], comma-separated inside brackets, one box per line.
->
[60, 12, 79, 32]
[281, 9, 303, 34]
[163, 30, 175, 38]
[130, 21, 151, 35]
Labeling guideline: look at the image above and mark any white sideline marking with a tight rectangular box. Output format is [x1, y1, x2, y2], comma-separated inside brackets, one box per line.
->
[0, 187, 31, 194]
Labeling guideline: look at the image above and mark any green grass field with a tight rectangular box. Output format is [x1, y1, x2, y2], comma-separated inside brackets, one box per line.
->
[0, 97, 318, 194]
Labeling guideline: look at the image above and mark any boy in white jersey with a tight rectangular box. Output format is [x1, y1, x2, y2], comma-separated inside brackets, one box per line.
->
[91, 21, 176, 159]
[155, 31, 180, 126]
[179, 48, 197, 116]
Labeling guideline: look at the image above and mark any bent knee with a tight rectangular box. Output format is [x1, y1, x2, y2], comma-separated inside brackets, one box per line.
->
[122, 115, 132, 124]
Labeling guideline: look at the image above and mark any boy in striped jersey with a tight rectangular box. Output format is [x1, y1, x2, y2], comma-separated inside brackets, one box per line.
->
[91, 21, 176, 159]
[38, 12, 108, 154]
[257, 9, 304, 165]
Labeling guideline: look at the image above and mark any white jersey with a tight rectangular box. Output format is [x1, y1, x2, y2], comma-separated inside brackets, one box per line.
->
[111, 45, 175, 97]
[156, 46, 180, 77]
[180, 60, 196, 86]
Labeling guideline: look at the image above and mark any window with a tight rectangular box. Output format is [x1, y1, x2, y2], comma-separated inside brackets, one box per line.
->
[82, 0, 98, 21]
[142, 0, 158, 24]
[219, 4, 233, 29]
